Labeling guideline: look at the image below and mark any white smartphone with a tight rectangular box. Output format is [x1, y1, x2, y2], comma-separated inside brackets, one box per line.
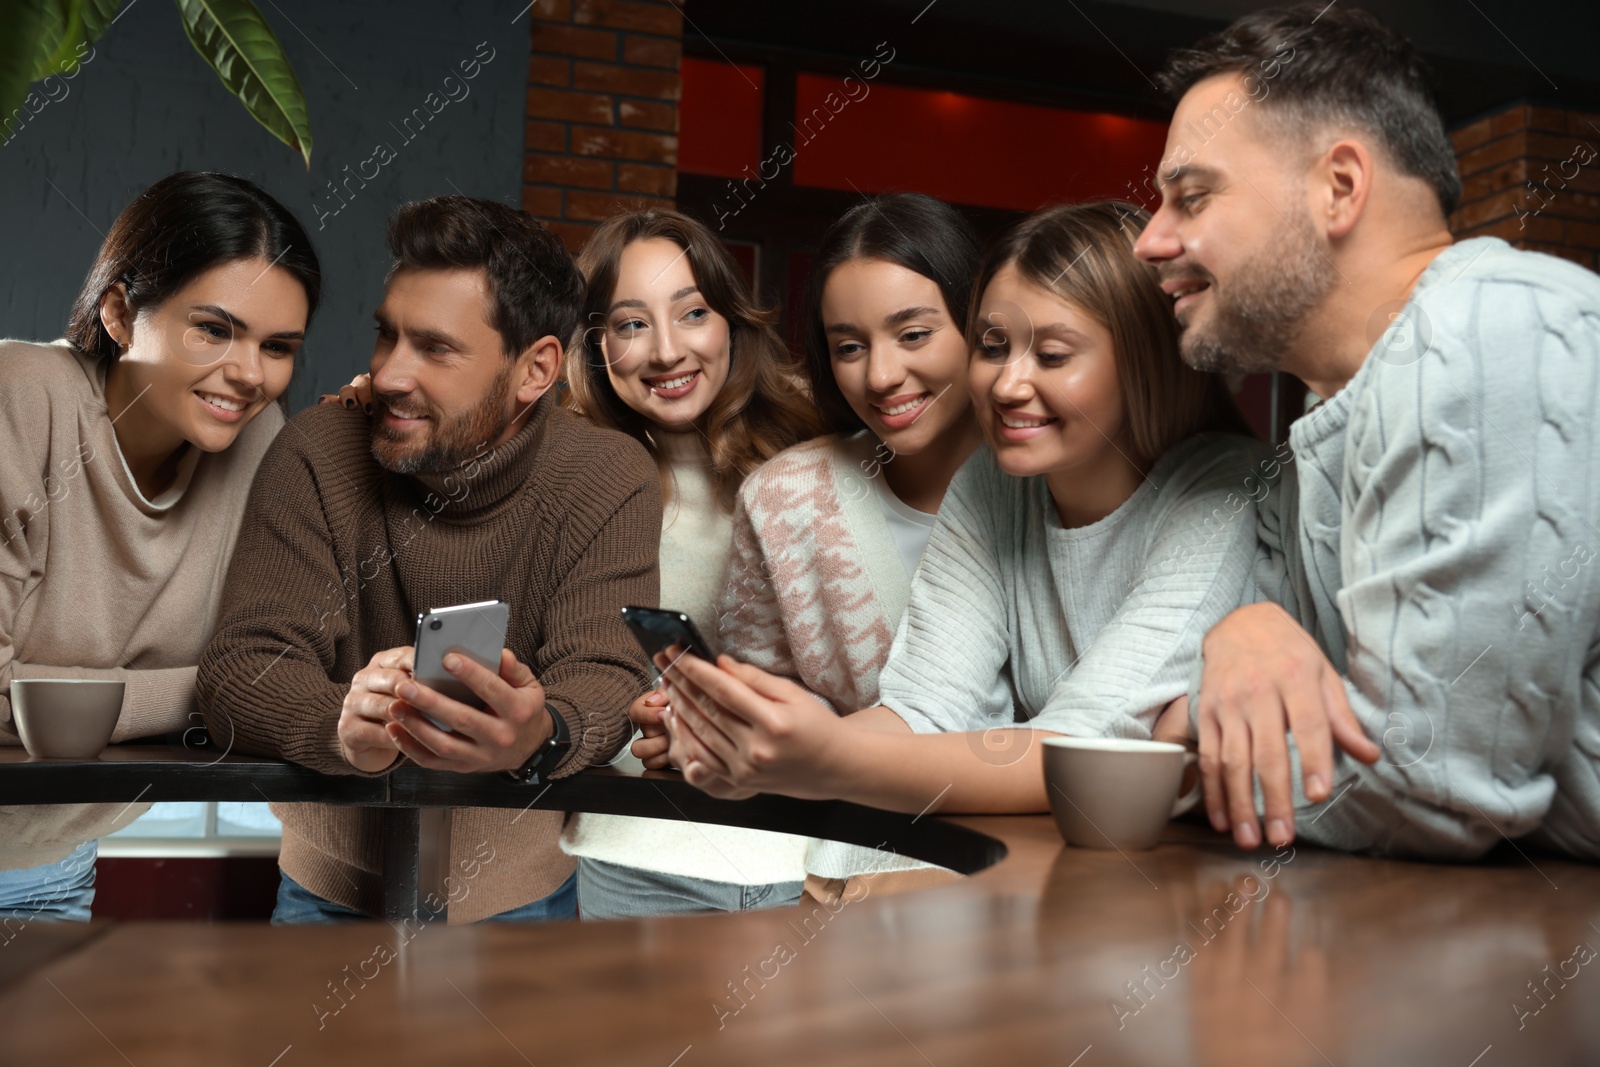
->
[412, 600, 510, 731]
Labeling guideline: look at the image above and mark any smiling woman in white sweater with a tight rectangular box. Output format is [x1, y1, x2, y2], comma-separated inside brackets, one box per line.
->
[0, 172, 320, 921]
[660, 202, 1267, 817]
[555, 208, 824, 919]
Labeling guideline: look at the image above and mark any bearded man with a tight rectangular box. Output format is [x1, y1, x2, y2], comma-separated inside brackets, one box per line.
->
[199, 195, 661, 923]
[1136, 4, 1600, 862]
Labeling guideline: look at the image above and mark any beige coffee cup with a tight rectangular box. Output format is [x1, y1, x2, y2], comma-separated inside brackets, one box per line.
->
[10, 679, 125, 759]
[1042, 737, 1200, 851]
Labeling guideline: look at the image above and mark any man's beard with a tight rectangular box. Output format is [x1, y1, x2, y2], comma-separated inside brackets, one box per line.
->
[1172, 210, 1339, 376]
[370, 362, 516, 475]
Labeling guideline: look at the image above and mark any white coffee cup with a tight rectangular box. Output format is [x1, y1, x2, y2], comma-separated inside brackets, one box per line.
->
[1042, 737, 1201, 851]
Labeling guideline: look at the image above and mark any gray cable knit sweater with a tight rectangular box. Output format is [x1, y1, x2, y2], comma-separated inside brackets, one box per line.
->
[1253, 237, 1600, 861]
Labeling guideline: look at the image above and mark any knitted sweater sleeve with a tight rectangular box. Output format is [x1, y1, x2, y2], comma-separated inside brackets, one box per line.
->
[534, 466, 662, 774]
[716, 491, 807, 677]
[717, 465, 847, 713]
[1298, 271, 1600, 859]
[0, 351, 201, 741]
[196, 423, 358, 775]
[0, 364, 56, 737]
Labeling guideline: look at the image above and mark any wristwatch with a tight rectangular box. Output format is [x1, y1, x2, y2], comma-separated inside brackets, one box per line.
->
[506, 705, 571, 784]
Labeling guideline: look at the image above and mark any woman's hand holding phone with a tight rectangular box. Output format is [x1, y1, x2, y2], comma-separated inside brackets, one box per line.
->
[657, 650, 842, 799]
[628, 689, 674, 768]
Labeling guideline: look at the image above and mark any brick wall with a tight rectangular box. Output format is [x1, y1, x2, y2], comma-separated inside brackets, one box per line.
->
[522, 0, 682, 250]
[1450, 103, 1600, 272]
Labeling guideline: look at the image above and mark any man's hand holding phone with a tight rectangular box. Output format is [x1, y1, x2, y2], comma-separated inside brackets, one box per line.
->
[338, 646, 415, 773]
[388, 647, 553, 774]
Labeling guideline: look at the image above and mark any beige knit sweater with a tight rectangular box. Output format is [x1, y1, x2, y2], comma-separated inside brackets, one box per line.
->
[197, 393, 662, 923]
[0, 339, 283, 870]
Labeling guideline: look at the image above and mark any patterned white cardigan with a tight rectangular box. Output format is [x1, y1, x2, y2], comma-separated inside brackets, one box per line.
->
[718, 432, 934, 878]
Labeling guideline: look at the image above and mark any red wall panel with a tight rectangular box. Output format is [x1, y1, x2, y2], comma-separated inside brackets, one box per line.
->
[679, 57, 765, 179]
[789, 75, 1169, 212]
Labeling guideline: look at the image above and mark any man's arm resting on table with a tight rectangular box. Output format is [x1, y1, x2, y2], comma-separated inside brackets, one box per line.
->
[196, 431, 368, 775]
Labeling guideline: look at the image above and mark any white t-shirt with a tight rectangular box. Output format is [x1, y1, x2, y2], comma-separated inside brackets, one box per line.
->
[871, 471, 937, 578]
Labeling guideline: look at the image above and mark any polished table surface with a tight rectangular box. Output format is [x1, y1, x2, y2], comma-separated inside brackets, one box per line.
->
[3, 811, 1599, 1065]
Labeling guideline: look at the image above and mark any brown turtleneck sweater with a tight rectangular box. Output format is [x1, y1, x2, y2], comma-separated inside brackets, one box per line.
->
[197, 391, 661, 922]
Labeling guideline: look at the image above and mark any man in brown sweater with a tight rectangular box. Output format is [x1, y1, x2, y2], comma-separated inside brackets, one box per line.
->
[198, 196, 661, 923]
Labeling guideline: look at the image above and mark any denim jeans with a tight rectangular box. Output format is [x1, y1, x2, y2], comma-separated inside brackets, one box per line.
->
[271, 869, 578, 924]
[0, 840, 98, 923]
[577, 856, 804, 920]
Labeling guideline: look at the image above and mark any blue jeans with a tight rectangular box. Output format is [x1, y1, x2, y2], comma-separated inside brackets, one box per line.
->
[271, 869, 578, 924]
[0, 840, 98, 923]
[577, 856, 804, 920]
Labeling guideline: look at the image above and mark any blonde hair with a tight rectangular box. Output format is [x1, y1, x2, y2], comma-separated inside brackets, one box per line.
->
[565, 209, 825, 502]
[967, 201, 1251, 465]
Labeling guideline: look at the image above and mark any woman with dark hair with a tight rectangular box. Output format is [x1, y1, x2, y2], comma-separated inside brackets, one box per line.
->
[658, 202, 1266, 834]
[662, 192, 986, 897]
[0, 171, 320, 921]
[557, 207, 825, 919]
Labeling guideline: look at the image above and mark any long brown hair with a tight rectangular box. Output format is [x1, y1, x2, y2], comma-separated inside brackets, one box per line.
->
[968, 201, 1252, 465]
[566, 209, 825, 502]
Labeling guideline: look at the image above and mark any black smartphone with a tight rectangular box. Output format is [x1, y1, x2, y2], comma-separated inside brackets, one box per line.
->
[621, 606, 716, 672]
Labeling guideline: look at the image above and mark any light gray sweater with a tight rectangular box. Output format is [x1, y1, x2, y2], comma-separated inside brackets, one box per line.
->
[880, 434, 1269, 738]
[1251, 237, 1600, 861]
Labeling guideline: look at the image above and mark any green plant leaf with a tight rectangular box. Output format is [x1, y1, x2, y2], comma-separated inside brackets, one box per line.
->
[1, 0, 54, 140]
[36, 0, 89, 79]
[80, 0, 118, 41]
[34, 0, 119, 79]
[172, 0, 313, 167]
[29, 0, 75, 80]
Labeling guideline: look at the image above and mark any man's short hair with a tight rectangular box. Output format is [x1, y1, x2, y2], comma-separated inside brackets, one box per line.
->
[386, 195, 585, 357]
[1156, 3, 1462, 217]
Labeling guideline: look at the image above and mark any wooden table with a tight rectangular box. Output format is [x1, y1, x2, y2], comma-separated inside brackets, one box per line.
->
[2, 801, 1597, 1063]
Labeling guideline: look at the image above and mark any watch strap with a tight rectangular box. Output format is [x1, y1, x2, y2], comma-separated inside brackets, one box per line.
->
[507, 704, 570, 784]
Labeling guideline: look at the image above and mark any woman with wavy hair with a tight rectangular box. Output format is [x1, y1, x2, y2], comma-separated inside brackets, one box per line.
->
[558, 208, 826, 919]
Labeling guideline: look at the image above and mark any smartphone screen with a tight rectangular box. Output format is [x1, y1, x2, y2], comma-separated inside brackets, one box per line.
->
[413, 600, 509, 729]
[621, 606, 716, 672]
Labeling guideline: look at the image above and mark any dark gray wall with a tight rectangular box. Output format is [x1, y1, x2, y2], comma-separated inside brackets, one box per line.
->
[0, 0, 531, 413]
